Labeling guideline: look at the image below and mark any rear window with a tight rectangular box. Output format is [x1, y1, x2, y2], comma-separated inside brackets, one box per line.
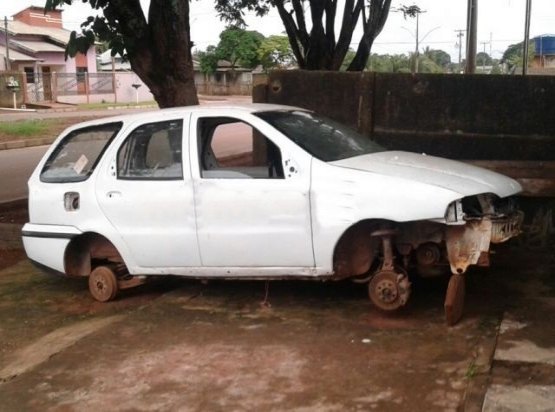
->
[41, 122, 122, 183]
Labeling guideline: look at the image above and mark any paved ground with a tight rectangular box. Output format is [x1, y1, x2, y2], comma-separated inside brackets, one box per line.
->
[0, 240, 553, 411]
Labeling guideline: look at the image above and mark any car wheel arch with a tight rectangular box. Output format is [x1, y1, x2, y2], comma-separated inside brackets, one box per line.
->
[64, 232, 125, 277]
[332, 219, 395, 279]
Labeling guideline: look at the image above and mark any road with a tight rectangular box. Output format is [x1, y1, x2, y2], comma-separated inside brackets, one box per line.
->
[0, 145, 48, 202]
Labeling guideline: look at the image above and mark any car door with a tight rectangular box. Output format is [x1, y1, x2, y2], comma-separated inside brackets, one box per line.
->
[96, 115, 201, 269]
[190, 110, 314, 268]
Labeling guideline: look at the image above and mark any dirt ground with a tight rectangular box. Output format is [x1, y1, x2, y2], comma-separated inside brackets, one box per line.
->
[0, 238, 552, 411]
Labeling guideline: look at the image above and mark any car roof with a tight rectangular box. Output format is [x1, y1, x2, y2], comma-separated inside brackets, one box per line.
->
[67, 103, 307, 130]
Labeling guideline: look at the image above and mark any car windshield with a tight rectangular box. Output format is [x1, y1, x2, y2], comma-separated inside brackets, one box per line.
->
[254, 110, 385, 161]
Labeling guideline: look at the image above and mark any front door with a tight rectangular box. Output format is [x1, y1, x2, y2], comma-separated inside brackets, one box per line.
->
[96, 116, 201, 269]
[190, 112, 314, 268]
[42, 66, 52, 101]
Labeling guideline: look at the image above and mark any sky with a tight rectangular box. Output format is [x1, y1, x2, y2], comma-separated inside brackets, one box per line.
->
[1, 0, 554, 61]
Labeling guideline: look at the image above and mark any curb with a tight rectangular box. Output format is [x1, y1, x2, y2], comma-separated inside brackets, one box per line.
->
[0, 137, 55, 151]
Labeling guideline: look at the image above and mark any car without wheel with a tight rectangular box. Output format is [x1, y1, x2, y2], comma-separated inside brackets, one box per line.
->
[22, 104, 524, 324]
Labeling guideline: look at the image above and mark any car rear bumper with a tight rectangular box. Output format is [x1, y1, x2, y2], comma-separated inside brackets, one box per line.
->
[22, 224, 82, 274]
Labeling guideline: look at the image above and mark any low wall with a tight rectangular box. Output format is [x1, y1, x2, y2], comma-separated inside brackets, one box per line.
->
[253, 71, 555, 196]
[255, 71, 555, 161]
[56, 72, 155, 105]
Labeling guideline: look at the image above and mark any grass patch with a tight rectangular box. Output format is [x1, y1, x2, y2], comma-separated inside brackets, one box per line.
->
[0, 117, 103, 144]
[78, 101, 157, 110]
[0, 120, 46, 137]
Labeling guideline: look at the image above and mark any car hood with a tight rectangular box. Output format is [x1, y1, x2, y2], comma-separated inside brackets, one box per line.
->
[330, 151, 522, 198]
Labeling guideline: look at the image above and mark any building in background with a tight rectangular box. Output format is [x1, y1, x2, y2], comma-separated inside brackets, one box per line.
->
[0, 5, 97, 102]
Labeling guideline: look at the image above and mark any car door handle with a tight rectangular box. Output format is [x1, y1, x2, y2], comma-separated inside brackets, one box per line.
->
[106, 191, 121, 199]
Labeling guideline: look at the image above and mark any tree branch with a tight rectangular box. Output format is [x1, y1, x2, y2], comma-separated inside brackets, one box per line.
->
[275, 0, 306, 67]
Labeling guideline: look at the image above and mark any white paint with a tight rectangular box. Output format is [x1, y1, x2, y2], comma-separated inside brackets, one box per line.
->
[23, 104, 523, 279]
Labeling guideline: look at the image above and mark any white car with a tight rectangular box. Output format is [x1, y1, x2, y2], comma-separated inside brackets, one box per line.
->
[22, 104, 523, 324]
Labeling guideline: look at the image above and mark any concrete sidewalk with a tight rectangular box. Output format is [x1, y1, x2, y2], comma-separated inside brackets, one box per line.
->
[0, 95, 252, 151]
[483, 295, 555, 411]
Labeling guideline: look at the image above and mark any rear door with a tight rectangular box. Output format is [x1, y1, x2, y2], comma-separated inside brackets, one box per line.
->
[96, 115, 201, 269]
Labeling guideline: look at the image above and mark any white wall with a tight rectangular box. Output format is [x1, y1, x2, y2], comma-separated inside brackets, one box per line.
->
[56, 72, 155, 104]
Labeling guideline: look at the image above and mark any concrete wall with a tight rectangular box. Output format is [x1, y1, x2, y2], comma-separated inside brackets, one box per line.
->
[196, 71, 252, 96]
[56, 72, 154, 105]
[254, 71, 555, 161]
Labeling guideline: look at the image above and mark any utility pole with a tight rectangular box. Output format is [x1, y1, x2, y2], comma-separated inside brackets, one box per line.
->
[455, 29, 465, 73]
[414, 11, 421, 73]
[4, 16, 10, 71]
[523, 0, 532, 75]
[480, 41, 489, 73]
[465, 0, 478, 73]
[489, 32, 493, 57]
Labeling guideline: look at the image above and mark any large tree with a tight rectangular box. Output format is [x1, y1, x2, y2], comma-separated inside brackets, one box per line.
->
[215, 0, 392, 71]
[258, 35, 296, 70]
[45, 0, 198, 108]
[216, 27, 264, 69]
[196, 27, 264, 74]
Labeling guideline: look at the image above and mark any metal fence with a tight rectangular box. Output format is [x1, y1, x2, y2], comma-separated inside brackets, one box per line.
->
[19, 72, 116, 103]
[54, 72, 115, 97]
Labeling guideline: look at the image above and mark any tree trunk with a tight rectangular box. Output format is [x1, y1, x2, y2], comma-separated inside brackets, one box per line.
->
[126, 0, 199, 107]
[347, 39, 373, 71]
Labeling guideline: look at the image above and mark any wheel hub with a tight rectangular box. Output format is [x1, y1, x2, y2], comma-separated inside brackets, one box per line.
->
[368, 269, 411, 311]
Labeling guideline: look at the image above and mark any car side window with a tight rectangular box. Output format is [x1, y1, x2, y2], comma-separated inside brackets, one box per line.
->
[41, 122, 122, 183]
[118, 119, 183, 180]
[198, 117, 284, 179]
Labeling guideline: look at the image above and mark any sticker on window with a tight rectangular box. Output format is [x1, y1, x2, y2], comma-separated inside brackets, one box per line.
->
[73, 154, 89, 175]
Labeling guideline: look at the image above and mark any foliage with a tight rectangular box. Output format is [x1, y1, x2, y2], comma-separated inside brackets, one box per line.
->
[215, 0, 392, 71]
[367, 53, 410, 72]
[196, 46, 219, 75]
[216, 26, 264, 68]
[476, 52, 492, 66]
[397, 4, 422, 19]
[340, 49, 357, 71]
[501, 41, 535, 73]
[258, 35, 296, 70]
[423, 47, 451, 68]
[366, 51, 447, 73]
[196, 27, 265, 74]
[44, 0, 199, 107]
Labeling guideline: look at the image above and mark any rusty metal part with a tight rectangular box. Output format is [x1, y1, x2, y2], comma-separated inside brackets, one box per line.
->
[64, 233, 124, 277]
[333, 222, 377, 279]
[88, 266, 118, 302]
[490, 211, 524, 244]
[416, 242, 441, 266]
[445, 220, 492, 274]
[372, 229, 397, 271]
[477, 251, 490, 267]
[394, 221, 444, 250]
[117, 276, 147, 291]
[368, 269, 411, 311]
[444, 273, 465, 326]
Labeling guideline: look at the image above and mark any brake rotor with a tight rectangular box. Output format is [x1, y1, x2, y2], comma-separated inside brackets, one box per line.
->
[368, 269, 411, 311]
[444, 273, 465, 326]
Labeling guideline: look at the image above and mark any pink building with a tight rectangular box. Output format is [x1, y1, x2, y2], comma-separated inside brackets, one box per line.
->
[0, 5, 96, 102]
